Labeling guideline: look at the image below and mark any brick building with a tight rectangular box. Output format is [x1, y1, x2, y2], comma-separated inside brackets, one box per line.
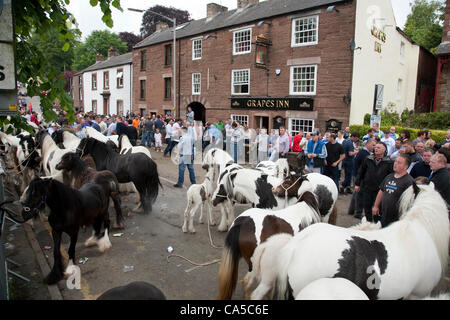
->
[133, 0, 431, 134]
[435, 0, 450, 112]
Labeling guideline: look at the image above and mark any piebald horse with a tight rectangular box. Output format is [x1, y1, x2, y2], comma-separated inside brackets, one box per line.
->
[273, 183, 449, 300]
[273, 172, 338, 225]
[217, 191, 322, 300]
[84, 126, 119, 148]
[118, 134, 152, 159]
[202, 148, 242, 231]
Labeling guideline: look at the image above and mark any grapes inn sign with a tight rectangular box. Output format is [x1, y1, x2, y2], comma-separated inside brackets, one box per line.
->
[230, 97, 314, 111]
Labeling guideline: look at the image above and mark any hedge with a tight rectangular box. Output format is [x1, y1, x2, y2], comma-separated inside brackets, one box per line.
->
[349, 125, 448, 145]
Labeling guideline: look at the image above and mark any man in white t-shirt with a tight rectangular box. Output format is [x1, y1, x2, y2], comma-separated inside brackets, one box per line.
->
[163, 119, 174, 156]
[381, 130, 396, 156]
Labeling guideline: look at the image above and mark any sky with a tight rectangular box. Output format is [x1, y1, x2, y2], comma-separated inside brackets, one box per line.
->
[67, 0, 413, 40]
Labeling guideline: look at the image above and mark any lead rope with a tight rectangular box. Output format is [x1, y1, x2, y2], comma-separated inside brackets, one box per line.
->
[279, 176, 303, 208]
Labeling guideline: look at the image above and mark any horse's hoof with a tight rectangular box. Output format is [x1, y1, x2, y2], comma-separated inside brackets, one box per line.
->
[84, 236, 97, 247]
[217, 225, 228, 232]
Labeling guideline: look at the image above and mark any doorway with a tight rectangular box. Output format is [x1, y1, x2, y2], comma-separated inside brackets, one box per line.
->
[187, 102, 206, 125]
[255, 116, 269, 130]
[103, 97, 109, 115]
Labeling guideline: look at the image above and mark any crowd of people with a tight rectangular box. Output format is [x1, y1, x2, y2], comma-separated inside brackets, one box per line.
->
[21, 108, 450, 229]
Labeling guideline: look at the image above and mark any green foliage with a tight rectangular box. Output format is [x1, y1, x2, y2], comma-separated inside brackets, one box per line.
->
[72, 30, 128, 71]
[1, 0, 123, 130]
[28, 27, 81, 73]
[363, 109, 450, 130]
[403, 0, 444, 52]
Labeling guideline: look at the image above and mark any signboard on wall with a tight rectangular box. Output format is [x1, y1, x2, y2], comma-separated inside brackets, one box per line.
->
[373, 84, 384, 111]
[0, 0, 18, 116]
[231, 97, 314, 111]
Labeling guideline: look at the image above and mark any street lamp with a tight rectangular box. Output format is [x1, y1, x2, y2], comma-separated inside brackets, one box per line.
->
[128, 7, 177, 118]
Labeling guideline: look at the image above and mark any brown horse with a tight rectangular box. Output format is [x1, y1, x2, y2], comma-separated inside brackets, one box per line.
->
[272, 172, 338, 225]
[55, 152, 124, 229]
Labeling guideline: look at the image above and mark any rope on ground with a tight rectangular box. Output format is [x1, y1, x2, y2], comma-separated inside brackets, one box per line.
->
[166, 254, 220, 267]
[207, 205, 223, 249]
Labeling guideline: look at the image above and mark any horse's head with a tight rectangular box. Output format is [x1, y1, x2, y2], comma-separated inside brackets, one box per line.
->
[55, 152, 78, 171]
[76, 137, 95, 157]
[273, 173, 307, 197]
[21, 177, 49, 221]
[35, 129, 48, 149]
[106, 140, 119, 153]
[51, 130, 64, 146]
[18, 134, 40, 168]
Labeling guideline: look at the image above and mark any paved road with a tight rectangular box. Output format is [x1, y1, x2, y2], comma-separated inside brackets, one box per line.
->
[3, 149, 449, 300]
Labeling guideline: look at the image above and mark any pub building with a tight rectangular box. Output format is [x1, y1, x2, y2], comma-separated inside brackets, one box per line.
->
[132, 0, 435, 135]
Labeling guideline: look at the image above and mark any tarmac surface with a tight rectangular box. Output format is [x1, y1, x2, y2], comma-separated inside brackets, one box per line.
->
[2, 148, 449, 300]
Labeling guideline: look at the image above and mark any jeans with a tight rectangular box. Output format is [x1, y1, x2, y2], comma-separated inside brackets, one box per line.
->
[324, 165, 339, 188]
[164, 140, 178, 156]
[233, 143, 238, 163]
[362, 190, 378, 222]
[163, 137, 171, 155]
[140, 131, 153, 147]
[348, 190, 363, 216]
[341, 160, 354, 189]
[177, 157, 196, 186]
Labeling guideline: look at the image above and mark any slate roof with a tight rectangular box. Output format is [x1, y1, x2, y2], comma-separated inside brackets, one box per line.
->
[134, 0, 347, 49]
[81, 52, 133, 73]
[437, 42, 450, 55]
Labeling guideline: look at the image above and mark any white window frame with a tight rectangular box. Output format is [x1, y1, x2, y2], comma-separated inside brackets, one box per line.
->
[233, 28, 252, 55]
[192, 73, 201, 95]
[92, 100, 97, 114]
[231, 114, 249, 126]
[291, 15, 319, 47]
[192, 38, 202, 60]
[231, 69, 250, 95]
[79, 87, 83, 101]
[289, 65, 317, 95]
[289, 118, 315, 136]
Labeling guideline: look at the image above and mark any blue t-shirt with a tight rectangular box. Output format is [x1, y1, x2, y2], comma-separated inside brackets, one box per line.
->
[342, 138, 355, 162]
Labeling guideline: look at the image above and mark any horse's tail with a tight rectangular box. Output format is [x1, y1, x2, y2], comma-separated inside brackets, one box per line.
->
[145, 158, 162, 205]
[217, 223, 242, 300]
[272, 239, 296, 300]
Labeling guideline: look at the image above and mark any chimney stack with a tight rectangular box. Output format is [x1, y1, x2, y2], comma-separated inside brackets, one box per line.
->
[156, 21, 169, 32]
[95, 53, 104, 62]
[237, 0, 259, 9]
[207, 3, 228, 18]
[107, 46, 119, 59]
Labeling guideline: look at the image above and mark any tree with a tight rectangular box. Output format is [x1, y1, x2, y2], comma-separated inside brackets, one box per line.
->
[28, 27, 81, 74]
[2, 0, 122, 131]
[72, 30, 128, 71]
[140, 5, 191, 38]
[119, 31, 143, 52]
[404, 0, 445, 53]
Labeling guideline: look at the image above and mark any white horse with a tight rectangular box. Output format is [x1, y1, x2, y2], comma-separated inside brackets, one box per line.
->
[255, 159, 290, 179]
[182, 169, 215, 233]
[274, 183, 449, 300]
[202, 148, 241, 231]
[295, 278, 369, 300]
[38, 132, 73, 177]
[118, 134, 152, 159]
[60, 131, 81, 151]
[84, 126, 119, 148]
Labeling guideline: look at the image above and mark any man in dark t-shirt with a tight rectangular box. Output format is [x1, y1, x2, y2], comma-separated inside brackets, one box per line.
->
[324, 133, 345, 188]
[372, 155, 414, 227]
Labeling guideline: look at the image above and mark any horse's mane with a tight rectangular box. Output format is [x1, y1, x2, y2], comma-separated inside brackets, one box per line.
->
[297, 191, 320, 221]
[399, 183, 449, 278]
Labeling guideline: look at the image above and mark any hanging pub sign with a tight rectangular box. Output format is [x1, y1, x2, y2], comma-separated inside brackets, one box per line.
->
[254, 34, 271, 68]
[0, 0, 18, 116]
[231, 97, 314, 111]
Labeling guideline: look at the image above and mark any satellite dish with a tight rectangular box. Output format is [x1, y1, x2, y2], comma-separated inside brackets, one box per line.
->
[350, 39, 356, 51]
[257, 21, 265, 28]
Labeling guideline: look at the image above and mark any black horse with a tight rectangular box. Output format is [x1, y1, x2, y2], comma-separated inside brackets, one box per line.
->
[21, 177, 111, 285]
[76, 137, 161, 213]
[55, 152, 124, 229]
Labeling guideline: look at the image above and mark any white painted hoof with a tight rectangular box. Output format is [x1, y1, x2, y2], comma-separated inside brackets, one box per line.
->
[64, 260, 77, 278]
[97, 230, 112, 253]
[84, 233, 98, 247]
